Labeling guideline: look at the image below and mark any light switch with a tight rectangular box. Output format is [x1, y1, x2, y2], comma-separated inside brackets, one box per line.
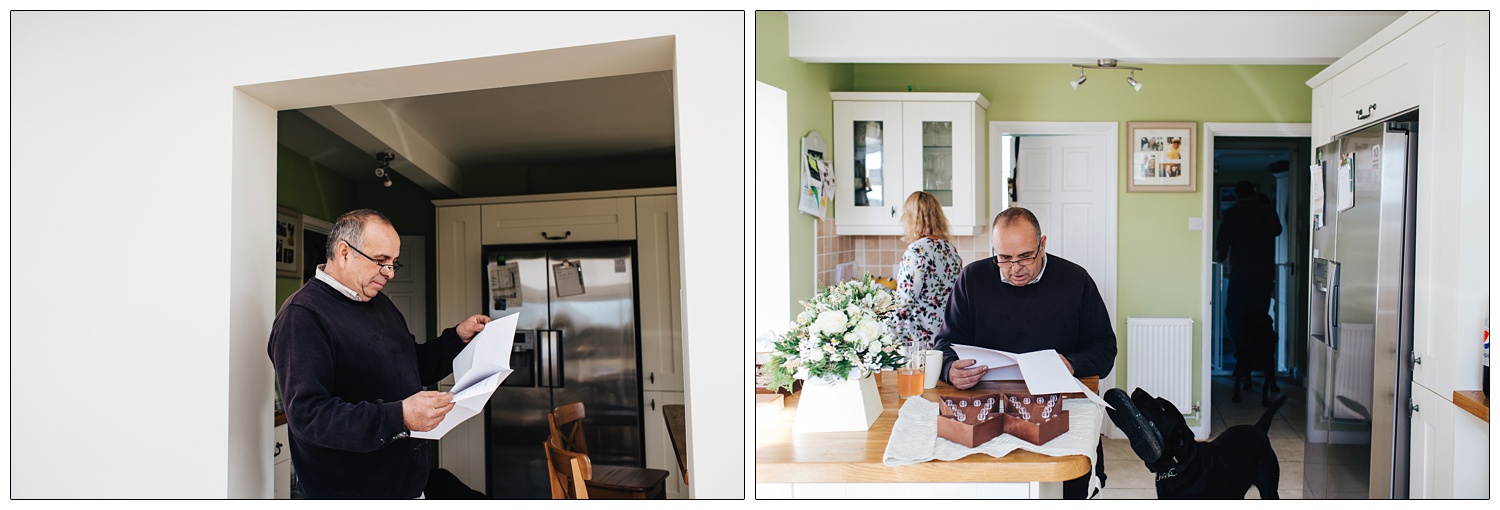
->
[1188, 217, 1204, 231]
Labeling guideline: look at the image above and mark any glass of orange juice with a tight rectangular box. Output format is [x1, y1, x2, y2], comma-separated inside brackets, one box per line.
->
[897, 340, 927, 398]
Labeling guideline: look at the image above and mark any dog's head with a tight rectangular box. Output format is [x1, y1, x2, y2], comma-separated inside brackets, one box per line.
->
[1129, 388, 1197, 467]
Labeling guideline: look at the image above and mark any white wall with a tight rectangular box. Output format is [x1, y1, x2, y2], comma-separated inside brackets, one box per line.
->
[11, 11, 744, 498]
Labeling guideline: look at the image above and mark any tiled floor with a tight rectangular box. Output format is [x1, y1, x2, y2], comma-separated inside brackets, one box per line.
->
[1094, 374, 1313, 499]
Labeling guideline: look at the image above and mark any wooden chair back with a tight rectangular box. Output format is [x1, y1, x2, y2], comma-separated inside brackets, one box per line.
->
[544, 440, 591, 499]
[548, 401, 589, 454]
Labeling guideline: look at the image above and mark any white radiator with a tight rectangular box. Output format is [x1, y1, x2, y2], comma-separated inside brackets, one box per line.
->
[1332, 322, 1375, 421]
[1127, 317, 1195, 415]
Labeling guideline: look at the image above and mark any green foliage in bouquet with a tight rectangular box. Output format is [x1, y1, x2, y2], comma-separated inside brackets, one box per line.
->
[763, 274, 906, 392]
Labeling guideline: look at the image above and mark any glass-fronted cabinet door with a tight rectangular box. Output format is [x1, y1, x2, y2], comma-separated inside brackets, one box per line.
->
[903, 101, 973, 228]
[833, 100, 904, 230]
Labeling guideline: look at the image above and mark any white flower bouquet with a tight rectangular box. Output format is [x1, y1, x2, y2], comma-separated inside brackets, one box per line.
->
[763, 274, 906, 392]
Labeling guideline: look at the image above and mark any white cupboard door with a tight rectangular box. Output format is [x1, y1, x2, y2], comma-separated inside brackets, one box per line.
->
[480, 197, 636, 245]
[1010, 134, 1115, 322]
[834, 100, 905, 230]
[274, 423, 291, 499]
[901, 101, 974, 233]
[436, 205, 484, 389]
[1407, 384, 1454, 499]
[637, 195, 683, 391]
[643, 390, 687, 499]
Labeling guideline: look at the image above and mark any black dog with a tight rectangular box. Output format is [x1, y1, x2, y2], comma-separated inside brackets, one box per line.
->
[1105, 387, 1286, 499]
[1233, 312, 1280, 406]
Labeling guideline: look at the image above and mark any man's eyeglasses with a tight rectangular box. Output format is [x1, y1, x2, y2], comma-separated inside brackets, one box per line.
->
[346, 242, 404, 275]
[996, 248, 1041, 269]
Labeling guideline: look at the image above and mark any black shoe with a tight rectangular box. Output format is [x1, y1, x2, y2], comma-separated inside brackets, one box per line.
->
[1232, 391, 1242, 403]
[1104, 388, 1164, 463]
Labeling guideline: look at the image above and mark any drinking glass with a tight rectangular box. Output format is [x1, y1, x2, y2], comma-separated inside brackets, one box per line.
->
[898, 340, 927, 397]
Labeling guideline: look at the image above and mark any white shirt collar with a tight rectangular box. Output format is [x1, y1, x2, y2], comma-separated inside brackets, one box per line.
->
[999, 253, 1048, 287]
[315, 264, 366, 302]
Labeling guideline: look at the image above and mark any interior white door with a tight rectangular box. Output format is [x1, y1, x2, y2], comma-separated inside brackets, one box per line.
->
[384, 235, 427, 339]
[1011, 135, 1115, 321]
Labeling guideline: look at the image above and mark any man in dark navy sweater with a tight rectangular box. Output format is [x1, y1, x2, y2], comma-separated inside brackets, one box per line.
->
[931, 206, 1117, 499]
[269, 209, 491, 499]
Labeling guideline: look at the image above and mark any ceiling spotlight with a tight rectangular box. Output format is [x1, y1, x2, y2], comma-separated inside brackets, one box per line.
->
[374, 151, 396, 188]
[1070, 59, 1144, 91]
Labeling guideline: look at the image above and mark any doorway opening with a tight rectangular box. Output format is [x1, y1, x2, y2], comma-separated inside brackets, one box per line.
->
[1209, 135, 1311, 383]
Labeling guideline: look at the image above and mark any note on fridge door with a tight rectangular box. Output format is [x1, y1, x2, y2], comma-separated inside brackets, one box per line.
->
[412, 313, 519, 439]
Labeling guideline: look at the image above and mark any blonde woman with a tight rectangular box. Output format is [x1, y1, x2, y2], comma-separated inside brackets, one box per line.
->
[894, 191, 964, 350]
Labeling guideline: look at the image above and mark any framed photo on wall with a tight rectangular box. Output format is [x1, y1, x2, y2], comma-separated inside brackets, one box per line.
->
[276, 206, 302, 279]
[1127, 121, 1196, 192]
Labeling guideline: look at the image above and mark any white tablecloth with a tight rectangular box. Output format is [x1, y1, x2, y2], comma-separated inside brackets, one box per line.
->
[882, 395, 1104, 496]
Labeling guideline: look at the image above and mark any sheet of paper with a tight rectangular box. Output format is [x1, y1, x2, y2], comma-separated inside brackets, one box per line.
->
[412, 313, 519, 439]
[553, 261, 585, 298]
[948, 344, 1110, 408]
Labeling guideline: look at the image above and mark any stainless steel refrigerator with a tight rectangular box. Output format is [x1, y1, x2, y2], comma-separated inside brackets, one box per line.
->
[1305, 116, 1417, 499]
[480, 242, 642, 499]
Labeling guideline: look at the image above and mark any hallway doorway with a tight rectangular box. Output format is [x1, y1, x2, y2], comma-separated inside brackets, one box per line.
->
[1210, 135, 1311, 384]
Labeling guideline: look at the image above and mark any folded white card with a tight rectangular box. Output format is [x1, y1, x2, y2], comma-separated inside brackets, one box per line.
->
[412, 313, 518, 439]
[949, 344, 1110, 408]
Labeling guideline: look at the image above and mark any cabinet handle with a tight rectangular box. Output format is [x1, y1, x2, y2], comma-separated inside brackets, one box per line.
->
[651, 399, 656, 411]
[1411, 355, 1422, 371]
[1356, 103, 1376, 121]
[1409, 398, 1420, 414]
[890, 207, 896, 218]
[650, 372, 655, 384]
[541, 231, 572, 240]
[274, 442, 283, 457]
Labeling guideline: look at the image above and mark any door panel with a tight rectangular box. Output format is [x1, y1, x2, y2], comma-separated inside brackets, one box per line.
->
[548, 245, 642, 467]
[1011, 135, 1114, 321]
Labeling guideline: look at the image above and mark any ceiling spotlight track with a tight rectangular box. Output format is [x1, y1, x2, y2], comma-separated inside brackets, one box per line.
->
[374, 151, 395, 188]
[1068, 59, 1143, 91]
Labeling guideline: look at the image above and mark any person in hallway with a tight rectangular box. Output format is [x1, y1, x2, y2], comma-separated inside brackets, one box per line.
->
[1216, 181, 1284, 396]
[932, 206, 1117, 499]
[269, 208, 492, 499]
[894, 191, 964, 353]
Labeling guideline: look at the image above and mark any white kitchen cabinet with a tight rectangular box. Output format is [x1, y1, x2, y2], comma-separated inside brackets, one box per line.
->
[480, 197, 635, 245]
[832, 92, 988, 236]
[637, 195, 683, 391]
[1328, 26, 1426, 138]
[274, 423, 292, 499]
[1309, 11, 1489, 499]
[643, 390, 687, 499]
[1408, 384, 1456, 499]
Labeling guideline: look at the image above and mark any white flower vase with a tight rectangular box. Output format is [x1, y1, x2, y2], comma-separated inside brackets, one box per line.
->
[792, 369, 883, 433]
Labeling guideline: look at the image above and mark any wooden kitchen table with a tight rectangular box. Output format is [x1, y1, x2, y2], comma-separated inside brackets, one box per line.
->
[755, 373, 1099, 499]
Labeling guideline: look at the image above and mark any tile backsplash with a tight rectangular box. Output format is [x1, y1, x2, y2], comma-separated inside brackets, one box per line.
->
[814, 217, 992, 288]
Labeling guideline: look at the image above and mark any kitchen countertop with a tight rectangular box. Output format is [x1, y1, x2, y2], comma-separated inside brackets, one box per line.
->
[1453, 390, 1489, 423]
[755, 373, 1098, 484]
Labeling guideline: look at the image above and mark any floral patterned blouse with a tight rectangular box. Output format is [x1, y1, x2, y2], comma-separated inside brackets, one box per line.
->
[894, 237, 963, 348]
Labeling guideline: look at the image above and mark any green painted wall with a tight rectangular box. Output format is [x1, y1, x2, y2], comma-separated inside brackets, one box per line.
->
[275, 143, 357, 311]
[754, 11, 853, 319]
[759, 11, 1324, 425]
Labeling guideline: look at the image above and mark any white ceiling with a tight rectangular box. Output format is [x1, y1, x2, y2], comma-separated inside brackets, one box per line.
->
[275, 36, 676, 198]
[786, 11, 1407, 64]
[280, 12, 1409, 198]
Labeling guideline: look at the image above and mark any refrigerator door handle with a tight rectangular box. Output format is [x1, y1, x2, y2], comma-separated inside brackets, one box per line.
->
[1326, 262, 1340, 351]
[539, 329, 553, 388]
[550, 329, 565, 389]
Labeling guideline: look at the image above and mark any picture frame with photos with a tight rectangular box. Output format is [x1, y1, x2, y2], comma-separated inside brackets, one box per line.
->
[276, 206, 302, 279]
[1127, 121, 1196, 192]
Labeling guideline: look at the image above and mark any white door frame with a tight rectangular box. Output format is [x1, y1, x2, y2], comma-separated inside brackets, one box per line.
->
[989, 122, 1119, 422]
[1201, 122, 1310, 438]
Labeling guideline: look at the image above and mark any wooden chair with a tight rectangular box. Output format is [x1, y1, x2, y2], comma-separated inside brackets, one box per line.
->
[544, 440, 590, 499]
[547, 401, 671, 499]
